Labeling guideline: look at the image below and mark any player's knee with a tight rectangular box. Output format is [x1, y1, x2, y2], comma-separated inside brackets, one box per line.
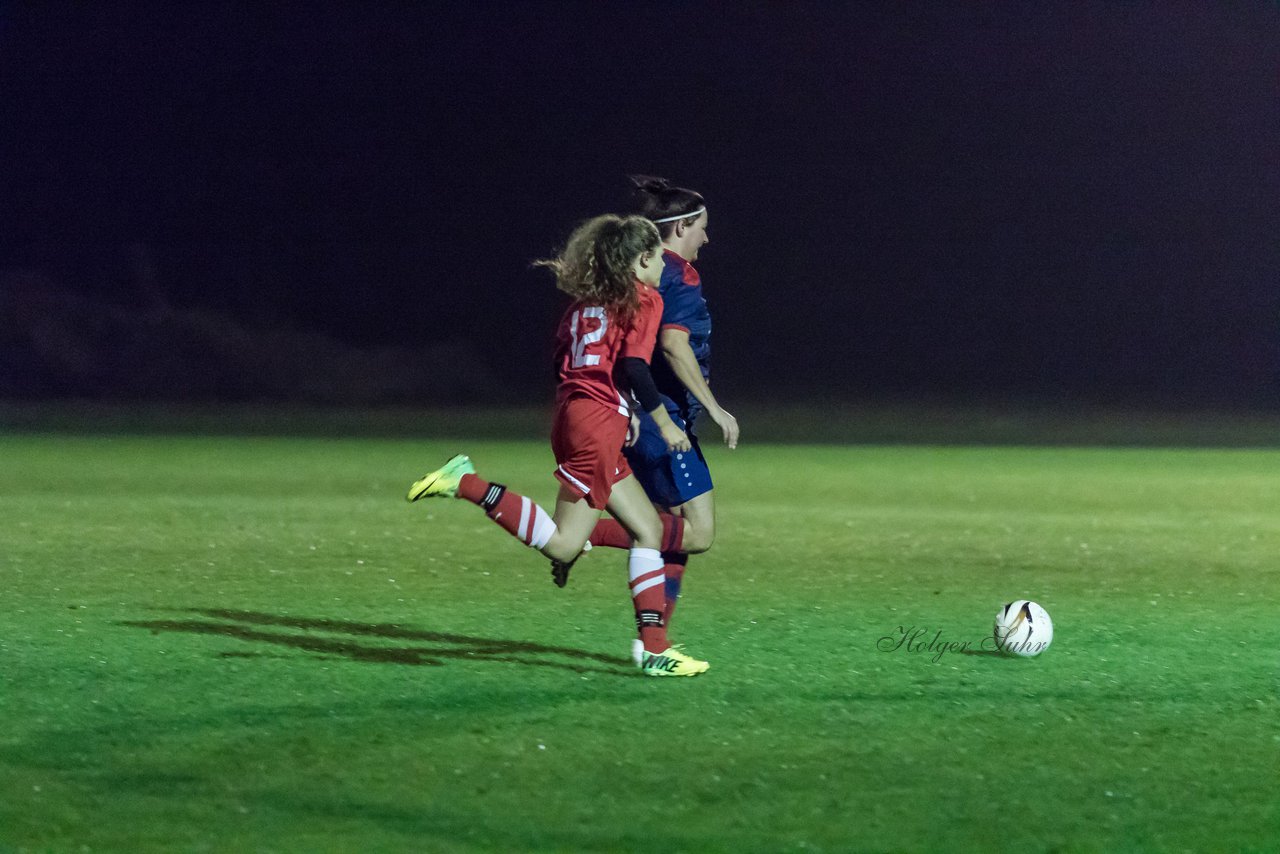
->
[682, 525, 714, 554]
[543, 534, 585, 564]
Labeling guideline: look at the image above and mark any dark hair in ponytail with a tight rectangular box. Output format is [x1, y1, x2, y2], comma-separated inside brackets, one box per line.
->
[628, 174, 705, 238]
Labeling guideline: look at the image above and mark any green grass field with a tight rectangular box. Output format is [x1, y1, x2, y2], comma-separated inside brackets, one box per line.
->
[3, 427, 1279, 852]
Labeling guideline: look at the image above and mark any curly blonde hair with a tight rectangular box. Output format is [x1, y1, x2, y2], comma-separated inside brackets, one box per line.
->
[535, 214, 661, 322]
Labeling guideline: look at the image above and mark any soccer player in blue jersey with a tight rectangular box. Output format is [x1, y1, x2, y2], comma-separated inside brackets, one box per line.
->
[554, 175, 738, 665]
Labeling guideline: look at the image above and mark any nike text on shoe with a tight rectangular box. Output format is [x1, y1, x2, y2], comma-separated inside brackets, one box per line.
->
[640, 646, 709, 677]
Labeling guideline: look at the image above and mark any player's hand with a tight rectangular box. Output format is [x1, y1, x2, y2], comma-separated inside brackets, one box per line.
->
[710, 406, 739, 449]
[660, 422, 691, 453]
[625, 412, 642, 447]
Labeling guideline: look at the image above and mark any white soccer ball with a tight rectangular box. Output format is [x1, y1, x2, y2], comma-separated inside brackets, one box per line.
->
[993, 600, 1053, 657]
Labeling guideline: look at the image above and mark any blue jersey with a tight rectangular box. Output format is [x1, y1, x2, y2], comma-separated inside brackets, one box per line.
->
[651, 250, 712, 425]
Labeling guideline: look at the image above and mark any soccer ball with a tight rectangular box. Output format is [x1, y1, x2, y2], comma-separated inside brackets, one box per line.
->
[993, 600, 1053, 657]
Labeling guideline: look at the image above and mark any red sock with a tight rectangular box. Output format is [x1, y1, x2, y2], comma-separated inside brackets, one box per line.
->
[457, 474, 555, 549]
[590, 518, 631, 548]
[658, 513, 685, 553]
[591, 514, 684, 552]
[628, 547, 668, 653]
[662, 553, 688, 626]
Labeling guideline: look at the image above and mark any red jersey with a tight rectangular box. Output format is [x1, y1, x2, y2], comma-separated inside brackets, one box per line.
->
[554, 285, 663, 415]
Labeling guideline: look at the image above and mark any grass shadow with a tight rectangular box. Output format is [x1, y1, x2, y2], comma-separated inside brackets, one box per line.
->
[119, 607, 635, 677]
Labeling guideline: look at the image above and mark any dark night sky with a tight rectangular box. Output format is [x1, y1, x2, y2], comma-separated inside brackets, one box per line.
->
[2, 2, 1278, 403]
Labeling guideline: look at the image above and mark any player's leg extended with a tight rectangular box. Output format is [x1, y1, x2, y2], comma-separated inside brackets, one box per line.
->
[407, 455, 593, 562]
[541, 484, 606, 563]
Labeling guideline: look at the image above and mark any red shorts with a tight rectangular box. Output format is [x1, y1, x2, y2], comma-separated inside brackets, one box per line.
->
[551, 397, 631, 510]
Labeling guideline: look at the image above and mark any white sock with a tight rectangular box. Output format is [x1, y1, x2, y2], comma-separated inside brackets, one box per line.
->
[627, 547, 664, 596]
[527, 503, 556, 550]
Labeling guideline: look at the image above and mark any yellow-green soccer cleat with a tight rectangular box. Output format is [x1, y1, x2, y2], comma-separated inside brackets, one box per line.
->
[406, 454, 475, 501]
[639, 646, 709, 677]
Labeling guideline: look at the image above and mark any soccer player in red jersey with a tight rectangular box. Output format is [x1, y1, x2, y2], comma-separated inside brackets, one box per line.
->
[407, 214, 709, 677]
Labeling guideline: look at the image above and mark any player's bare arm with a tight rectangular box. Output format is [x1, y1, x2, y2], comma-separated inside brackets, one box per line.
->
[659, 327, 739, 449]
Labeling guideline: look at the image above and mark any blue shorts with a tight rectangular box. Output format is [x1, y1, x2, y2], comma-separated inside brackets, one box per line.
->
[623, 409, 714, 509]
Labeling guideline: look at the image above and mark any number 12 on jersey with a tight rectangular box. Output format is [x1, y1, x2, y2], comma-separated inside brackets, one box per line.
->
[569, 306, 607, 368]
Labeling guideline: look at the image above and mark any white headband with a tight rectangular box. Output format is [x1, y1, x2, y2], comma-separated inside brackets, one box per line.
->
[652, 207, 705, 224]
